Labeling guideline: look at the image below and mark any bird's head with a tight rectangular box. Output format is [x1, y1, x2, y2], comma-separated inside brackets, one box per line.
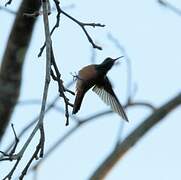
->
[98, 56, 124, 73]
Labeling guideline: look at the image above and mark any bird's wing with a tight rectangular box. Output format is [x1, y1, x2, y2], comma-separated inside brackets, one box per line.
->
[92, 77, 129, 121]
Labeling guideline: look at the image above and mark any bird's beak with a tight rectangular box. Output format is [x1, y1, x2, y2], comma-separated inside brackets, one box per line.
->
[113, 56, 124, 62]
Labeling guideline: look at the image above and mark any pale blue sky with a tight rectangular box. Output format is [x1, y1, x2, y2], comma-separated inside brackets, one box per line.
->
[0, 0, 181, 180]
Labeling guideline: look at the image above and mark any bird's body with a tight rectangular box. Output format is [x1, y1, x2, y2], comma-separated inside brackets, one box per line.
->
[72, 57, 129, 122]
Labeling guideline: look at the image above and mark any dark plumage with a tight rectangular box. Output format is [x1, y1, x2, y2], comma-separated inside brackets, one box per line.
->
[72, 57, 129, 122]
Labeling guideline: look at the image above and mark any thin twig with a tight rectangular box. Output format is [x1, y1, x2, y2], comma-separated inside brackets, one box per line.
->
[5, 0, 12, 6]
[21, 0, 53, 161]
[9, 124, 19, 156]
[60, 8, 105, 50]
[14, 0, 52, 161]
[0, 124, 19, 163]
[50, 48, 74, 125]
[38, 0, 61, 57]
[2, 158, 20, 180]
[19, 137, 42, 180]
[30, 110, 113, 171]
[1, 79, 74, 157]
[38, 0, 105, 57]
[26, 99, 156, 172]
[39, 124, 45, 158]
[158, 0, 181, 16]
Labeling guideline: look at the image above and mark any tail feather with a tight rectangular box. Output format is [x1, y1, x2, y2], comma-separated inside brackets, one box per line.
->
[72, 90, 85, 114]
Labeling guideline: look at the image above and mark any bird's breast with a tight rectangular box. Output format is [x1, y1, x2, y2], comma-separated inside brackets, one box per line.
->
[78, 65, 98, 80]
[75, 65, 99, 92]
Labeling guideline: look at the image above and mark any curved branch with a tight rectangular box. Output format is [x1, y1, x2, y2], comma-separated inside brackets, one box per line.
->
[158, 0, 181, 16]
[126, 101, 156, 111]
[90, 92, 181, 180]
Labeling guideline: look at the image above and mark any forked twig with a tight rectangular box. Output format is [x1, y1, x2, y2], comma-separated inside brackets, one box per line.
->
[38, 0, 105, 57]
[50, 48, 74, 125]
[5, 0, 12, 7]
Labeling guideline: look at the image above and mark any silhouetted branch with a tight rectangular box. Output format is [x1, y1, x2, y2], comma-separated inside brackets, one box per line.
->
[1, 80, 74, 158]
[2, 158, 20, 180]
[38, 0, 61, 57]
[23, 3, 75, 19]
[158, 0, 181, 16]
[5, 0, 13, 6]
[61, 8, 105, 50]
[34, 0, 52, 160]
[30, 110, 113, 172]
[89, 92, 181, 180]
[0, 0, 41, 142]
[38, 0, 105, 57]
[19, 137, 42, 180]
[27, 98, 156, 173]
[9, 124, 19, 156]
[50, 48, 74, 125]
[0, 1, 52, 179]
[0, 124, 19, 162]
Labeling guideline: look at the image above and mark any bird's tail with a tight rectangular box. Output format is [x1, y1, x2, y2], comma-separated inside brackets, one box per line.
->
[72, 90, 85, 114]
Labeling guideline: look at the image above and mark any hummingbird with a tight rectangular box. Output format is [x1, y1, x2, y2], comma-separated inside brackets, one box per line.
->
[72, 56, 129, 122]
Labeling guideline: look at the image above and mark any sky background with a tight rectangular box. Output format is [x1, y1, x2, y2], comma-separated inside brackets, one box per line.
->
[0, 0, 181, 179]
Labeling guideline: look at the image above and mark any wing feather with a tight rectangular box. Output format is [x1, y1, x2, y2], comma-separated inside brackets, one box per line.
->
[92, 77, 129, 121]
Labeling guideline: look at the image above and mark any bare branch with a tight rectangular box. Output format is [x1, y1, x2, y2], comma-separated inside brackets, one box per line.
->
[89, 92, 181, 180]
[0, 124, 19, 162]
[17, 0, 52, 165]
[15, 96, 158, 177]
[9, 124, 19, 156]
[19, 136, 43, 180]
[38, 0, 105, 57]
[50, 48, 74, 125]
[158, 0, 181, 16]
[1, 79, 74, 157]
[60, 8, 105, 50]
[38, 0, 61, 57]
[5, 0, 13, 6]
[0, 1, 52, 179]
[0, 0, 41, 142]
[2, 158, 20, 180]
[30, 110, 113, 171]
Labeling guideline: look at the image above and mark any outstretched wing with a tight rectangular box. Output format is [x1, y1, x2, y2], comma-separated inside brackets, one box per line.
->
[92, 77, 129, 121]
